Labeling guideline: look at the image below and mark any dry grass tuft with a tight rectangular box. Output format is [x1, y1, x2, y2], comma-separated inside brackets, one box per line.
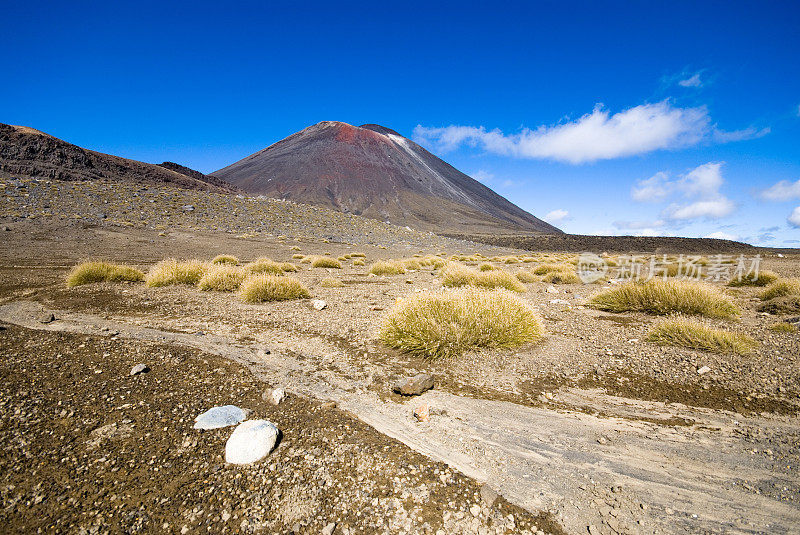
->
[515, 271, 540, 283]
[66, 261, 144, 288]
[211, 254, 239, 266]
[310, 257, 342, 269]
[146, 259, 208, 287]
[243, 258, 286, 275]
[319, 277, 344, 288]
[769, 322, 797, 333]
[291, 254, 305, 260]
[479, 263, 496, 272]
[238, 274, 310, 303]
[379, 288, 544, 359]
[727, 270, 779, 287]
[533, 263, 574, 275]
[350, 252, 366, 258]
[369, 260, 407, 276]
[760, 278, 800, 301]
[197, 265, 247, 291]
[646, 318, 756, 354]
[589, 279, 740, 319]
[439, 263, 526, 292]
[353, 259, 365, 266]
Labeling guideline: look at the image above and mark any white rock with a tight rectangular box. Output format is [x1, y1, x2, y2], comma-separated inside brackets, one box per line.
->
[549, 299, 570, 305]
[130, 363, 149, 376]
[311, 299, 327, 310]
[697, 366, 711, 375]
[469, 504, 481, 517]
[225, 420, 279, 464]
[322, 522, 337, 535]
[194, 405, 247, 430]
[545, 285, 558, 294]
[269, 387, 285, 405]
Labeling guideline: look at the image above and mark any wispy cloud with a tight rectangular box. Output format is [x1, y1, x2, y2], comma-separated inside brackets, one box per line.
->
[632, 162, 736, 221]
[760, 179, 800, 201]
[704, 231, 739, 240]
[414, 101, 767, 164]
[470, 170, 494, 184]
[543, 209, 570, 223]
[678, 72, 703, 88]
[789, 206, 800, 228]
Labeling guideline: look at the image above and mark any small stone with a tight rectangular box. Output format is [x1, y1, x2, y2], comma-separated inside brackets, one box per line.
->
[38, 312, 55, 324]
[665, 507, 674, 515]
[225, 420, 279, 464]
[265, 387, 285, 405]
[194, 405, 248, 430]
[405, 279, 413, 284]
[611, 485, 622, 493]
[182, 204, 195, 212]
[181, 526, 189, 534]
[480, 485, 498, 507]
[469, 505, 481, 517]
[545, 285, 558, 294]
[587, 525, 600, 535]
[413, 403, 429, 422]
[393, 373, 435, 396]
[697, 366, 711, 375]
[321, 401, 337, 409]
[322, 522, 337, 535]
[311, 299, 327, 310]
[2, 226, 10, 231]
[597, 435, 609, 445]
[130, 363, 149, 376]
[221, 511, 231, 522]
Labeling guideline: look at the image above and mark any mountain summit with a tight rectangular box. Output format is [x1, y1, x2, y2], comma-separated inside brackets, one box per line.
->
[213, 121, 560, 234]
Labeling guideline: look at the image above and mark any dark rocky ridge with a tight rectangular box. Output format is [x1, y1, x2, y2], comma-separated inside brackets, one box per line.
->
[0, 124, 234, 193]
[212, 121, 561, 235]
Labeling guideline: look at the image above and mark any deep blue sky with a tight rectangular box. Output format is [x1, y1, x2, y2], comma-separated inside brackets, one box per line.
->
[3, 1, 799, 244]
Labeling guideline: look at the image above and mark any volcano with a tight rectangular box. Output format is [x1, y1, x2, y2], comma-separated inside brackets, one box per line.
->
[212, 121, 560, 234]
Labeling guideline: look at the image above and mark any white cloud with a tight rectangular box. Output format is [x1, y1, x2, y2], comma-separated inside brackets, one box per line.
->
[789, 206, 800, 228]
[631, 172, 672, 202]
[413, 100, 767, 164]
[414, 101, 710, 164]
[665, 198, 736, 220]
[760, 179, 800, 201]
[544, 209, 569, 223]
[704, 231, 739, 240]
[678, 72, 703, 87]
[632, 162, 736, 221]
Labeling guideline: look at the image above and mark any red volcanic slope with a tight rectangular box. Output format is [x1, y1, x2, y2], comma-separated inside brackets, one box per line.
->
[212, 121, 560, 234]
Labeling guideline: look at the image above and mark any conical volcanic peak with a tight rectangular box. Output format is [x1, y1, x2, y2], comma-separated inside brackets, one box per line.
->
[212, 122, 560, 234]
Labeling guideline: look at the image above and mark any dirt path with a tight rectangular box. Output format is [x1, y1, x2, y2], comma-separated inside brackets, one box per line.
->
[3, 300, 798, 534]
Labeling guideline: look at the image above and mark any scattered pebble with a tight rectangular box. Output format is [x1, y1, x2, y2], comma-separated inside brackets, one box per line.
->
[130, 363, 149, 376]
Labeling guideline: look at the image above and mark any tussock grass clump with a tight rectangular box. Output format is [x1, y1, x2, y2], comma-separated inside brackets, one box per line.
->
[353, 259, 365, 266]
[379, 287, 545, 359]
[369, 260, 406, 276]
[350, 252, 366, 258]
[479, 263, 496, 272]
[66, 261, 144, 288]
[238, 274, 310, 303]
[300, 256, 312, 264]
[542, 270, 580, 284]
[439, 263, 526, 292]
[197, 265, 247, 291]
[146, 259, 208, 287]
[211, 254, 239, 266]
[646, 318, 756, 355]
[533, 263, 574, 275]
[319, 277, 344, 288]
[760, 278, 800, 300]
[589, 279, 741, 319]
[419, 256, 446, 269]
[727, 270, 779, 287]
[291, 254, 305, 260]
[310, 257, 342, 269]
[244, 258, 285, 275]
[769, 322, 797, 333]
[515, 271, 540, 283]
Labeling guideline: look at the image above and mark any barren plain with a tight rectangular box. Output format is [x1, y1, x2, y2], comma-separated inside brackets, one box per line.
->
[1, 177, 799, 534]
